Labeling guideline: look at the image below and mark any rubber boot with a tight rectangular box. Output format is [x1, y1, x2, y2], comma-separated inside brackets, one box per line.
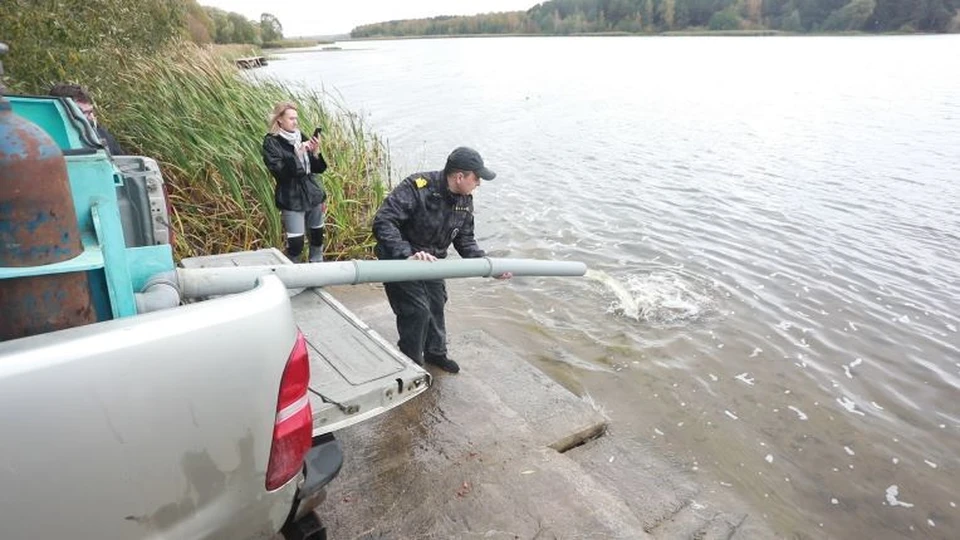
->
[286, 235, 305, 263]
[308, 227, 324, 263]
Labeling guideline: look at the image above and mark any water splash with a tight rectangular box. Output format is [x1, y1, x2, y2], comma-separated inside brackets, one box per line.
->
[585, 268, 714, 325]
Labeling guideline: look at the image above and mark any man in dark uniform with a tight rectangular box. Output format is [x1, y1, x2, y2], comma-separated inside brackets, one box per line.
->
[373, 147, 511, 373]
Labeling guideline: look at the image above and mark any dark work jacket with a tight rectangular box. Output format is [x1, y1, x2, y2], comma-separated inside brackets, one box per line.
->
[261, 133, 327, 212]
[97, 125, 124, 156]
[372, 170, 485, 260]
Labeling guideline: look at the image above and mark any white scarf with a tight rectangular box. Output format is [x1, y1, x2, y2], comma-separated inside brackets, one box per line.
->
[278, 128, 310, 172]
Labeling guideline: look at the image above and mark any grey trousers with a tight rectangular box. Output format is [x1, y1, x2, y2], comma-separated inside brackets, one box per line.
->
[282, 205, 324, 262]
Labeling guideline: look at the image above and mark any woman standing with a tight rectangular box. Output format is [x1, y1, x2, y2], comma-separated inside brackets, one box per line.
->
[261, 101, 328, 262]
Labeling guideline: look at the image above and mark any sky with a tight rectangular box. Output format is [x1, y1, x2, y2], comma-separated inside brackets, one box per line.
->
[199, 1, 540, 37]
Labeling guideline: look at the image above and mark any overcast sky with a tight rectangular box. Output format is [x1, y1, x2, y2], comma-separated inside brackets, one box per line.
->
[199, 1, 540, 37]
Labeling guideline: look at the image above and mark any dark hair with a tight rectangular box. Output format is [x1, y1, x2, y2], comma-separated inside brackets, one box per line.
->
[48, 83, 93, 104]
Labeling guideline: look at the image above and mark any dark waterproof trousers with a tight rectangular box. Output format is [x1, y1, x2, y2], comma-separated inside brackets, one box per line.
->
[383, 279, 447, 364]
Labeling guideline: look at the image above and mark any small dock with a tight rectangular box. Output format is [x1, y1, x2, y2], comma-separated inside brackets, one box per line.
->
[235, 56, 267, 69]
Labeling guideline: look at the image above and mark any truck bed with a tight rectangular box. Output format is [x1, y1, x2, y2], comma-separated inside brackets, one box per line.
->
[179, 248, 431, 435]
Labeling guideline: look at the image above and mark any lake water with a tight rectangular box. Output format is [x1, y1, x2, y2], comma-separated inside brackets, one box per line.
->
[261, 36, 960, 538]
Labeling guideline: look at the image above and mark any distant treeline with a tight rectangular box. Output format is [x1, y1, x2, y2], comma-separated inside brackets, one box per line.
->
[351, 0, 960, 37]
[184, 1, 285, 45]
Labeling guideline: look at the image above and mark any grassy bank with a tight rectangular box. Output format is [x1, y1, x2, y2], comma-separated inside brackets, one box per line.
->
[90, 45, 389, 260]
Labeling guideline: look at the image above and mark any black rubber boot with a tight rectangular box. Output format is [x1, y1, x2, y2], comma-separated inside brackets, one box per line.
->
[308, 227, 324, 262]
[286, 235, 305, 262]
[424, 353, 460, 374]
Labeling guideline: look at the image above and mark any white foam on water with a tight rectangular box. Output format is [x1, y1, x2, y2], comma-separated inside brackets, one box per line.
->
[898, 315, 911, 324]
[837, 396, 866, 416]
[765, 454, 774, 463]
[749, 347, 763, 357]
[885, 485, 915, 508]
[928, 519, 935, 527]
[844, 446, 855, 456]
[948, 323, 957, 332]
[735, 373, 755, 386]
[788, 406, 808, 420]
[849, 321, 859, 331]
[725, 410, 739, 420]
[586, 269, 713, 324]
[843, 358, 864, 379]
[654, 428, 664, 436]
[709, 374, 719, 382]
[872, 402, 885, 410]
[924, 460, 938, 469]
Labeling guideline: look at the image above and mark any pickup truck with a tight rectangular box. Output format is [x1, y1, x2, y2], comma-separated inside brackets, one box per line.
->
[0, 80, 586, 540]
[0, 92, 432, 539]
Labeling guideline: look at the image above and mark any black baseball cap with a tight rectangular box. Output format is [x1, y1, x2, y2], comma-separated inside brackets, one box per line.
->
[446, 147, 496, 180]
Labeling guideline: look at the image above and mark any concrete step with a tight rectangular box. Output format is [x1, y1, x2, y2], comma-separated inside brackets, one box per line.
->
[315, 328, 651, 538]
[564, 435, 770, 539]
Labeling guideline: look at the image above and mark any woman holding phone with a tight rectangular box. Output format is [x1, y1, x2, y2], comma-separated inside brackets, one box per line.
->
[261, 101, 328, 262]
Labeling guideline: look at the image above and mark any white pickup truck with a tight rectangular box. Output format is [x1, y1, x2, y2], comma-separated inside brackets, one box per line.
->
[0, 89, 585, 540]
[0, 93, 431, 539]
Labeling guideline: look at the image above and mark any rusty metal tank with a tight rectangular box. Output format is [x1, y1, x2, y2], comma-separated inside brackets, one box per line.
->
[0, 96, 97, 340]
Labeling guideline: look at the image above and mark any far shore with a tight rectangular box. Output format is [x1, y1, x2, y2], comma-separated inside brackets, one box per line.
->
[336, 29, 955, 42]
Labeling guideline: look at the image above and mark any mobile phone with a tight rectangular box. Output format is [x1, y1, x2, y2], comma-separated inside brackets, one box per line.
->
[313, 127, 322, 138]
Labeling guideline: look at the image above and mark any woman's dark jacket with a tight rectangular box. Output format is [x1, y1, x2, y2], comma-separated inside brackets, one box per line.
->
[261, 133, 327, 212]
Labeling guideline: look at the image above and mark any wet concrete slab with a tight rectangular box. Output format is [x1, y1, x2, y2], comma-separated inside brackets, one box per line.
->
[316, 284, 776, 539]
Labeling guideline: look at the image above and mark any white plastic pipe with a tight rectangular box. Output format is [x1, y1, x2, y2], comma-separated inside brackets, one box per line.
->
[134, 271, 181, 313]
[175, 258, 587, 299]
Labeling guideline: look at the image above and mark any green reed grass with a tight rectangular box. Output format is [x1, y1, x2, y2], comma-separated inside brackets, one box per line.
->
[96, 44, 390, 260]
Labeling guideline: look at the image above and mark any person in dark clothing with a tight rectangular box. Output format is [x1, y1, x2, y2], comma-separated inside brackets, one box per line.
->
[48, 83, 124, 155]
[372, 147, 512, 373]
[261, 101, 328, 263]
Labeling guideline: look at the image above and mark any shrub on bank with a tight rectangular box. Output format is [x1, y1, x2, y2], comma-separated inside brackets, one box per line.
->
[102, 45, 390, 260]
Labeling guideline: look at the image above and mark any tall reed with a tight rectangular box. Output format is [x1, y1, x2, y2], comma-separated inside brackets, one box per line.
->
[100, 44, 389, 260]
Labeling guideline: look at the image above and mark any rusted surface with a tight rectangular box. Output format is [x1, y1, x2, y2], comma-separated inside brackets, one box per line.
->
[1, 102, 97, 339]
[0, 120, 83, 267]
[0, 273, 97, 340]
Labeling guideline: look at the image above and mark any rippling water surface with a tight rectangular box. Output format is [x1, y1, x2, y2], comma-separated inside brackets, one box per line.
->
[261, 36, 960, 538]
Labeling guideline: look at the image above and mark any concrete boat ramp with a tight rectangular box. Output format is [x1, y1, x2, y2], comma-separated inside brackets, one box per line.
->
[315, 284, 777, 539]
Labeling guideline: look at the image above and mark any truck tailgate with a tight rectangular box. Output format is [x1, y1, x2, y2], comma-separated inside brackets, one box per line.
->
[180, 249, 431, 435]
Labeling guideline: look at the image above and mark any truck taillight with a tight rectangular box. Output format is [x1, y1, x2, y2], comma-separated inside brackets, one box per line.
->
[265, 330, 313, 491]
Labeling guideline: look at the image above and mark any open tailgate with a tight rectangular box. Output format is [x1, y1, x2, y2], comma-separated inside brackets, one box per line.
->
[180, 248, 431, 435]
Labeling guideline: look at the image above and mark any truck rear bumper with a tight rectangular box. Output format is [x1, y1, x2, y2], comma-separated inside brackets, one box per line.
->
[282, 434, 344, 539]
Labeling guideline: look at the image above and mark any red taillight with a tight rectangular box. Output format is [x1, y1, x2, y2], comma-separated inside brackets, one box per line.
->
[265, 330, 313, 491]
